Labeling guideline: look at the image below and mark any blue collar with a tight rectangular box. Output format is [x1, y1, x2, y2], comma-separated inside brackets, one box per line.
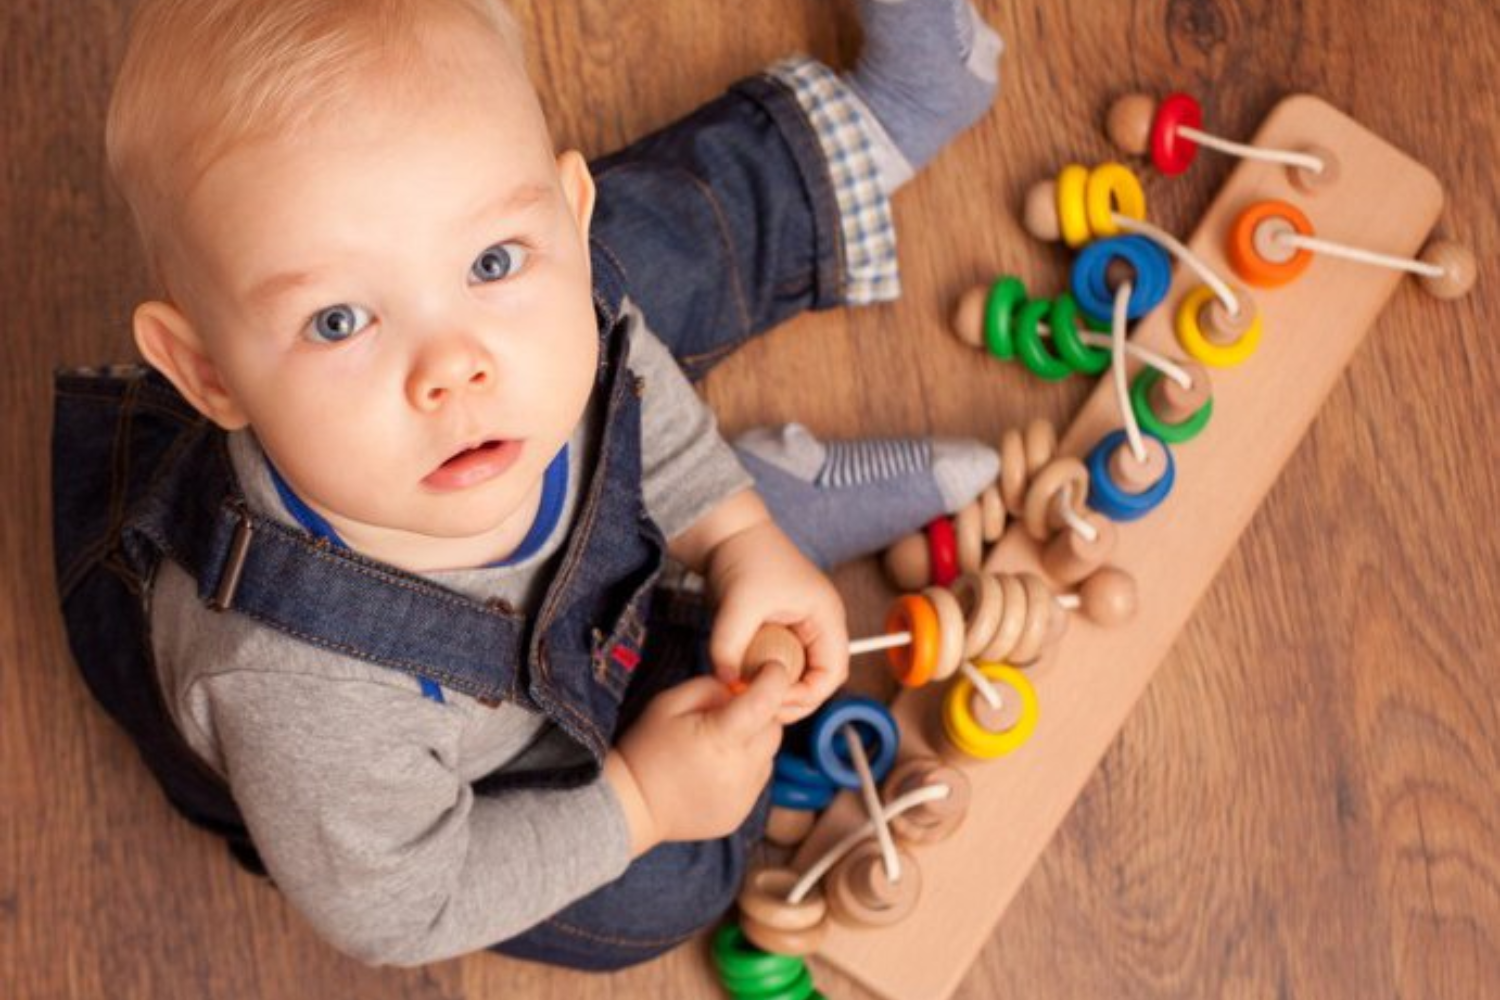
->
[265, 445, 571, 569]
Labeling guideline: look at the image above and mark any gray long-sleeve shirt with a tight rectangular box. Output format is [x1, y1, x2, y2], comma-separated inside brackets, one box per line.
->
[147, 303, 751, 965]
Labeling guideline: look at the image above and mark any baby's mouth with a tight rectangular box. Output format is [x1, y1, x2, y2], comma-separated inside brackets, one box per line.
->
[423, 438, 523, 491]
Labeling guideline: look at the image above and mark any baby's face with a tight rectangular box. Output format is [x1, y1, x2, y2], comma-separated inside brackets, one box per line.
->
[173, 53, 599, 569]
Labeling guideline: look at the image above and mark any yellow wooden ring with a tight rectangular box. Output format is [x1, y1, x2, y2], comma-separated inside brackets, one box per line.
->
[1174, 284, 1263, 368]
[941, 662, 1038, 759]
[1085, 162, 1147, 239]
[1056, 164, 1092, 248]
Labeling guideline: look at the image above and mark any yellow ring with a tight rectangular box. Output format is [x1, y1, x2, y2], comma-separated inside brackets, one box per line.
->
[1056, 164, 1092, 248]
[940, 662, 1039, 759]
[1174, 284, 1263, 368]
[1085, 162, 1147, 239]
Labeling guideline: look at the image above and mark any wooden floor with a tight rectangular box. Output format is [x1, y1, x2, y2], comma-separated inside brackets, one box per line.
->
[4, 0, 1496, 997]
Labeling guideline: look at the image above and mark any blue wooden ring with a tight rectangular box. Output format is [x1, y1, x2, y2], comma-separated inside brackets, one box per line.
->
[772, 777, 836, 811]
[1071, 235, 1172, 322]
[1085, 429, 1176, 521]
[810, 696, 899, 790]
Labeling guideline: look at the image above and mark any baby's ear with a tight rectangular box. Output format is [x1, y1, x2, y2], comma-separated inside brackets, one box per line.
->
[132, 301, 250, 430]
[556, 149, 596, 240]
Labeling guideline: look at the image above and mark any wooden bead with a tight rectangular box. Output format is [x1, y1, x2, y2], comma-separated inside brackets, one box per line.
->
[979, 485, 1006, 543]
[743, 624, 807, 686]
[1023, 418, 1057, 475]
[950, 571, 1002, 660]
[1417, 240, 1477, 300]
[954, 501, 984, 572]
[1007, 573, 1055, 664]
[1287, 143, 1340, 195]
[1022, 457, 1091, 540]
[1107, 93, 1157, 155]
[1042, 513, 1118, 585]
[827, 841, 922, 927]
[1023, 180, 1061, 242]
[1109, 435, 1169, 492]
[979, 572, 1028, 661]
[922, 585, 967, 682]
[951, 284, 989, 348]
[883, 757, 972, 845]
[999, 428, 1028, 514]
[738, 867, 827, 932]
[1148, 360, 1213, 423]
[739, 917, 827, 957]
[1200, 286, 1259, 347]
[1079, 566, 1138, 626]
[765, 805, 817, 847]
[1251, 213, 1300, 265]
[883, 532, 930, 591]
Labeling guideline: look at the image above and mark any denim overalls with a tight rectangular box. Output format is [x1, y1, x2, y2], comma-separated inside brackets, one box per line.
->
[52, 70, 852, 971]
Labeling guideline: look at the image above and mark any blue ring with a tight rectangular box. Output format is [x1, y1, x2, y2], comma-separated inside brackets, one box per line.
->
[1071, 236, 1172, 322]
[1085, 429, 1176, 521]
[810, 697, 899, 790]
[774, 751, 834, 790]
[772, 778, 835, 811]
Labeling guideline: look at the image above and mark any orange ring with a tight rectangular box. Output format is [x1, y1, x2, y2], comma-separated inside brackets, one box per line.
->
[1227, 200, 1314, 288]
[884, 594, 940, 688]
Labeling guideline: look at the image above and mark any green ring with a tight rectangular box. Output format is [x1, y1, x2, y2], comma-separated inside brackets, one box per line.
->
[1129, 367, 1213, 443]
[1048, 293, 1111, 375]
[983, 276, 1027, 360]
[713, 924, 801, 981]
[1015, 297, 1073, 381]
[726, 966, 815, 1000]
[718, 950, 806, 993]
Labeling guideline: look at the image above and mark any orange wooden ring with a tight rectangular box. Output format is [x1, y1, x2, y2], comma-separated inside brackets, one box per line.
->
[1228, 199, 1314, 287]
[884, 594, 940, 687]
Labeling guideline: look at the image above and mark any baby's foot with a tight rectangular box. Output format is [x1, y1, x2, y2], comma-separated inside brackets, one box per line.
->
[844, 0, 1003, 186]
[734, 423, 999, 569]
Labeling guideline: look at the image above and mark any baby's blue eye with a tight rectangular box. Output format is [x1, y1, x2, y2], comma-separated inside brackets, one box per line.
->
[470, 242, 529, 284]
[307, 303, 372, 343]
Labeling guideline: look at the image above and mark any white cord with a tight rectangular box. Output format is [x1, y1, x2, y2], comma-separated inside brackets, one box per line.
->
[958, 660, 1005, 711]
[1057, 483, 1100, 542]
[842, 725, 901, 885]
[1036, 321, 1195, 388]
[1111, 281, 1148, 463]
[1058, 593, 1081, 611]
[786, 784, 952, 905]
[1277, 232, 1445, 277]
[1113, 213, 1240, 317]
[1176, 125, 1326, 174]
[849, 632, 912, 657]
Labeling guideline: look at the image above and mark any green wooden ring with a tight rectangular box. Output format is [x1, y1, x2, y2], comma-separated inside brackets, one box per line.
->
[713, 923, 801, 981]
[1049, 293, 1111, 375]
[1130, 367, 1213, 443]
[726, 966, 816, 1000]
[983, 276, 1027, 360]
[1015, 297, 1072, 381]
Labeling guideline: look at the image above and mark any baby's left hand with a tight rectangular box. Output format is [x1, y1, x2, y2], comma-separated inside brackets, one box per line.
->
[704, 518, 848, 725]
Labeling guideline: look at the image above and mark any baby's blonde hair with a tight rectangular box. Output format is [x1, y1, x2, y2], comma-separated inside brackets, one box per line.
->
[106, 0, 528, 287]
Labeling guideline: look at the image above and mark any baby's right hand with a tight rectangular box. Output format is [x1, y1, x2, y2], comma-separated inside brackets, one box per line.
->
[607, 662, 790, 855]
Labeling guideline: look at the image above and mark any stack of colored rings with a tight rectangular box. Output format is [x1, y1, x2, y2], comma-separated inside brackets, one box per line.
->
[1071, 235, 1173, 321]
[712, 923, 824, 1000]
[981, 277, 1112, 381]
[1053, 161, 1150, 247]
[772, 751, 838, 812]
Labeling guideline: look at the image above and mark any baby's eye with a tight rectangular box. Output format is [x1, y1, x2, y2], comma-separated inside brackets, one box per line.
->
[470, 242, 529, 284]
[306, 303, 373, 344]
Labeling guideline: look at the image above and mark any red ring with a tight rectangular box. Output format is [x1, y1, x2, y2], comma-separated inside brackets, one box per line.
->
[925, 517, 959, 588]
[1150, 92, 1203, 176]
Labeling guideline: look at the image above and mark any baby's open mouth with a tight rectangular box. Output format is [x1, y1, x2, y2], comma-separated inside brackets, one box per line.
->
[423, 438, 523, 491]
[440, 439, 503, 468]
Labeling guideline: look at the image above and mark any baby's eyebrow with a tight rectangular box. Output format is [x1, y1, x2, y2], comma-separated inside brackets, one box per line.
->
[476, 181, 552, 222]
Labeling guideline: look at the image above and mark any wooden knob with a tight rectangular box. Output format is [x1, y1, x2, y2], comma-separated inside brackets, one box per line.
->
[883, 757, 971, 845]
[1149, 360, 1213, 423]
[1109, 435, 1168, 492]
[765, 805, 817, 847]
[827, 841, 922, 927]
[1023, 180, 1061, 242]
[1042, 513, 1118, 585]
[951, 284, 989, 347]
[1107, 93, 1157, 155]
[1079, 566, 1138, 626]
[883, 532, 930, 591]
[742, 624, 806, 686]
[1417, 240, 1477, 300]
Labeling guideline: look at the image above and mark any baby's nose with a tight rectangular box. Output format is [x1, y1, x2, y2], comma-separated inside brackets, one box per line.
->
[407, 335, 494, 410]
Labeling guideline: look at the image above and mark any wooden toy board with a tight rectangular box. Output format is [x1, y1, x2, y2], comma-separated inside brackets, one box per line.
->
[792, 95, 1445, 1000]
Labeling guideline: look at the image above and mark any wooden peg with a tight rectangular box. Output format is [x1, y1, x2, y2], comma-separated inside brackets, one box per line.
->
[1109, 435, 1169, 492]
[1416, 240, 1477, 300]
[1200, 286, 1259, 346]
[765, 806, 817, 847]
[1106, 93, 1157, 155]
[1023, 180, 1061, 242]
[883, 532, 930, 592]
[1287, 143, 1340, 195]
[1149, 360, 1213, 422]
[742, 624, 807, 687]
[883, 757, 972, 845]
[1079, 566, 1138, 626]
[1042, 513, 1118, 585]
[827, 841, 922, 928]
[951, 285, 989, 348]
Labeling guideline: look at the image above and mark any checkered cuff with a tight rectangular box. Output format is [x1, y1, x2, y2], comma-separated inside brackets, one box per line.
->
[768, 57, 901, 305]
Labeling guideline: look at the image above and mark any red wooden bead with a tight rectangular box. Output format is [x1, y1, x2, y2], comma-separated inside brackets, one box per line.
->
[1150, 92, 1203, 176]
[926, 517, 960, 588]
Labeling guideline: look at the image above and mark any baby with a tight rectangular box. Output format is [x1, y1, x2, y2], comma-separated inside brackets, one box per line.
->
[53, 0, 1003, 972]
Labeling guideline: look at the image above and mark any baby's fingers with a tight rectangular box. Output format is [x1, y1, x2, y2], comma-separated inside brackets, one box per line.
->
[712, 660, 789, 740]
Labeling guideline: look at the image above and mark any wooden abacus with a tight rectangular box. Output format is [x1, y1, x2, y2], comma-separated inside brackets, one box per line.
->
[782, 94, 1461, 1000]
